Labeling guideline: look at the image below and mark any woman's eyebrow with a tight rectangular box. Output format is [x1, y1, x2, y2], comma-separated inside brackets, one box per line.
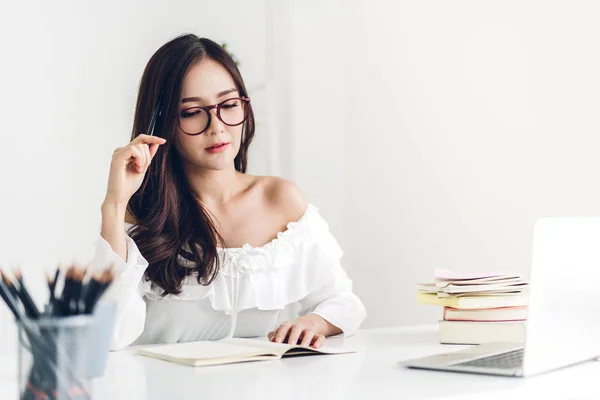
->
[181, 88, 238, 104]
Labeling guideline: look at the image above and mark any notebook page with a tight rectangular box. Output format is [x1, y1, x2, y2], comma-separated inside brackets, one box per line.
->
[138, 340, 269, 361]
[223, 338, 356, 355]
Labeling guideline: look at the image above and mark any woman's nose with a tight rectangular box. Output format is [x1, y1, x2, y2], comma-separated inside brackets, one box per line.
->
[207, 107, 225, 134]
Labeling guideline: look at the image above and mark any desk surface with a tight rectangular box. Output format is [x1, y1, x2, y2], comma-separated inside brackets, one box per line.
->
[2, 325, 600, 399]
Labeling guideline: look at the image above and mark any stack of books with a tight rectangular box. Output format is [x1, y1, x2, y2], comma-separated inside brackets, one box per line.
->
[417, 268, 529, 345]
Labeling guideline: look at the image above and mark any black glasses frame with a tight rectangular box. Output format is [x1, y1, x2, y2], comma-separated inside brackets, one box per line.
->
[178, 97, 251, 136]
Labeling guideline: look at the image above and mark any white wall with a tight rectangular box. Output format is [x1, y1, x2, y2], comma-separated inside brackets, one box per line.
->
[284, 1, 348, 242]
[287, 0, 600, 328]
[0, 0, 270, 343]
[2, 0, 600, 342]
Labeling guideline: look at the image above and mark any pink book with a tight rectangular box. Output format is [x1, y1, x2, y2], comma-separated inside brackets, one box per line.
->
[443, 306, 528, 322]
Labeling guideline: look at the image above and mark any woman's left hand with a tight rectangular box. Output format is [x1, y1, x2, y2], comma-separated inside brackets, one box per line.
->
[268, 315, 329, 348]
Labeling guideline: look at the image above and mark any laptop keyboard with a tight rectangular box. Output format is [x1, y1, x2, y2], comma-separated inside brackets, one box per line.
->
[455, 348, 524, 369]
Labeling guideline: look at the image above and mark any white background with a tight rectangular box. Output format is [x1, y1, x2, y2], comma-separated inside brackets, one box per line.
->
[1, 0, 599, 342]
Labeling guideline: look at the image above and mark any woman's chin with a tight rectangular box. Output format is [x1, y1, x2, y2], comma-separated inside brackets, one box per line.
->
[198, 158, 236, 171]
[181, 149, 238, 172]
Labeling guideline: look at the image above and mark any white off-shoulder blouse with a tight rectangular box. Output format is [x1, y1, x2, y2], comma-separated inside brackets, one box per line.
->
[91, 204, 367, 350]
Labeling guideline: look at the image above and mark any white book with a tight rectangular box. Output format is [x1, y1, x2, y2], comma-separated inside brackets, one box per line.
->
[437, 281, 529, 294]
[416, 283, 438, 293]
[137, 337, 356, 367]
[434, 276, 525, 287]
[434, 268, 522, 283]
[438, 320, 526, 345]
[437, 289, 527, 298]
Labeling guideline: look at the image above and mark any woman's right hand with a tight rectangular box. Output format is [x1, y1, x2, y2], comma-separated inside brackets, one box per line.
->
[103, 134, 167, 207]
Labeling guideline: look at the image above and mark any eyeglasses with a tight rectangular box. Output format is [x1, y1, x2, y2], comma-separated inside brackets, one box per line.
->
[178, 97, 251, 136]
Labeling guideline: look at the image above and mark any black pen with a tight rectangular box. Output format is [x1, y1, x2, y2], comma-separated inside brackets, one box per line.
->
[83, 270, 101, 314]
[70, 268, 84, 315]
[84, 267, 114, 314]
[58, 267, 74, 316]
[0, 270, 19, 302]
[46, 268, 60, 315]
[13, 268, 40, 319]
[147, 91, 164, 136]
[0, 276, 21, 320]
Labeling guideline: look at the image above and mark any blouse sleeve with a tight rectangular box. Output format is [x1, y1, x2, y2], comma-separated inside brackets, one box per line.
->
[298, 263, 366, 337]
[90, 226, 149, 351]
[292, 209, 367, 337]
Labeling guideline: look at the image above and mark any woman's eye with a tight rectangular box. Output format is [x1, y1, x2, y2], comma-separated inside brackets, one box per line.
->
[181, 110, 202, 118]
[222, 103, 239, 109]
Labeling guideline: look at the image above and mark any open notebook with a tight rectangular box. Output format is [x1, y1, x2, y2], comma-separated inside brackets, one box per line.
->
[137, 337, 356, 367]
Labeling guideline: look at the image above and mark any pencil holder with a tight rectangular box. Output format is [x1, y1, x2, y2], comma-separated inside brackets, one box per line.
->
[17, 315, 93, 400]
[85, 301, 116, 378]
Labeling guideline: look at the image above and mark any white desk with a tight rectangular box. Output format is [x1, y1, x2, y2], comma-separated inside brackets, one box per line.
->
[2, 325, 600, 399]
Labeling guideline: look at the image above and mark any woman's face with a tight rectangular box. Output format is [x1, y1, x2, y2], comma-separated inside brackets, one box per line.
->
[175, 58, 245, 171]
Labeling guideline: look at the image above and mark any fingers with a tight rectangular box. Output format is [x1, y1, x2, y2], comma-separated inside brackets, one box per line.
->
[134, 144, 149, 173]
[131, 134, 167, 146]
[112, 135, 166, 173]
[142, 143, 151, 168]
[127, 146, 144, 173]
[149, 143, 160, 159]
[312, 334, 326, 349]
[287, 324, 304, 346]
[270, 321, 322, 348]
[274, 321, 292, 343]
[300, 331, 315, 348]
[126, 142, 155, 173]
[133, 134, 165, 166]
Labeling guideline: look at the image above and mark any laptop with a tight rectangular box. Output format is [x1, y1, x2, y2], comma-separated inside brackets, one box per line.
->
[402, 217, 600, 377]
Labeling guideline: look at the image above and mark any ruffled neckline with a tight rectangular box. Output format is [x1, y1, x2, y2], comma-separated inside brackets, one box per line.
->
[126, 203, 318, 256]
[139, 202, 345, 311]
[215, 203, 318, 254]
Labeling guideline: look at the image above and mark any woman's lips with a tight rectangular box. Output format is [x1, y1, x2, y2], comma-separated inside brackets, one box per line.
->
[205, 143, 229, 153]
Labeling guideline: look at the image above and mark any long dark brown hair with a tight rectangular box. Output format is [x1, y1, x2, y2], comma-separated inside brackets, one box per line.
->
[127, 34, 255, 295]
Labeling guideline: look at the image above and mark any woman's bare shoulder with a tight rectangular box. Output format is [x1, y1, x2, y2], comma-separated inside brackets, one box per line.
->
[255, 175, 308, 221]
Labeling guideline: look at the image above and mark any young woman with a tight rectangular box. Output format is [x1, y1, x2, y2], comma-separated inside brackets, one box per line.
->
[93, 34, 366, 350]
